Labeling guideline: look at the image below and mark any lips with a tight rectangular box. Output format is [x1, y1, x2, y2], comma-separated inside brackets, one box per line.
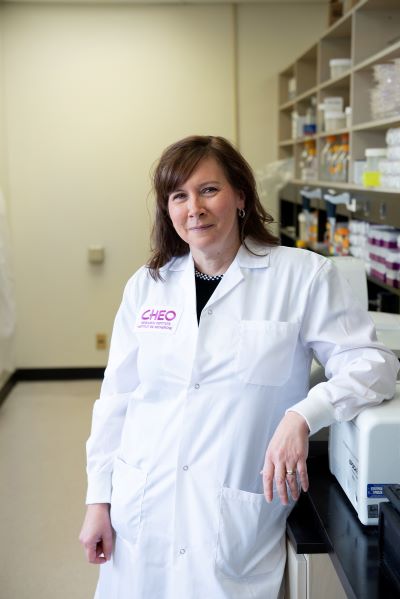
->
[188, 224, 214, 231]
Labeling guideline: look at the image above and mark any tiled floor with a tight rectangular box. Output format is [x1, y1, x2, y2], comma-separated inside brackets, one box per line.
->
[0, 380, 101, 599]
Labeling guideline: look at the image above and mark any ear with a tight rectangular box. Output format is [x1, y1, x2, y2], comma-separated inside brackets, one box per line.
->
[236, 190, 245, 210]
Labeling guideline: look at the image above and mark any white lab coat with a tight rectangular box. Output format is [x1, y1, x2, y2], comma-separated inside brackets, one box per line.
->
[86, 240, 398, 599]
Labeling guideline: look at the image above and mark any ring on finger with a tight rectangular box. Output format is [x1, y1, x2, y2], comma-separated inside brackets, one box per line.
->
[286, 469, 295, 476]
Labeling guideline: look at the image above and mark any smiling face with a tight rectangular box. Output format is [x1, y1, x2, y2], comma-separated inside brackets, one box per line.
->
[167, 157, 245, 260]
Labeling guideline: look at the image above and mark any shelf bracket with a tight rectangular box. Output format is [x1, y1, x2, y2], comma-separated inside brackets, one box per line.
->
[324, 190, 359, 213]
[300, 187, 322, 201]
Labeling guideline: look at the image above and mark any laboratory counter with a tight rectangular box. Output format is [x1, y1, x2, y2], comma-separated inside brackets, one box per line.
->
[286, 441, 399, 599]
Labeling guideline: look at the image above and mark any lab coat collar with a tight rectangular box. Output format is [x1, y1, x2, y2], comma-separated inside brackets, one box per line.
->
[167, 238, 272, 273]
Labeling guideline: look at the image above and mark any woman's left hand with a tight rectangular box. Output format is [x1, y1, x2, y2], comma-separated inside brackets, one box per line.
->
[261, 411, 310, 505]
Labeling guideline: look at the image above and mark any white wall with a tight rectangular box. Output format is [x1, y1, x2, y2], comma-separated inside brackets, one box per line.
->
[2, 2, 328, 370]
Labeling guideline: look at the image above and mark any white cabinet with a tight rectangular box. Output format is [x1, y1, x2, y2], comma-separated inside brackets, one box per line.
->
[285, 539, 348, 599]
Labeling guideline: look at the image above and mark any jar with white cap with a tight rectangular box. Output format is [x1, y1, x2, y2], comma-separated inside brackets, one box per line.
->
[362, 148, 387, 188]
[329, 58, 352, 79]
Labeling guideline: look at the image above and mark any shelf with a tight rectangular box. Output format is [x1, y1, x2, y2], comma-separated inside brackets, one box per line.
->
[353, 2, 400, 66]
[279, 139, 295, 147]
[367, 275, 400, 297]
[295, 87, 318, 104]
[277, 0, 400, 307]
[322, 9, 352, 40]
[295, 135, 318, 143]
[318, 128, 350, 138]
[279, 86, 318, 111]
[362, 0, 400, 10]
[281, 224, 400, 296]
[319, 72, 351, 91]
[352, 114, 400, 131]
[279, 99, 296, 111]
[354, 38, 400, 72]
[279, 135, 319, 146]
[291, 179, 400, 195]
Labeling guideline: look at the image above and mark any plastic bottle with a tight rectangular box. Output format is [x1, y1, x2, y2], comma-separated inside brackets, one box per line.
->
[328, 139, 340, 181]
[320, 136, 336, 181]
[307, 211, 318, 247]
[362, 148, 387, 188]
[304, 97, 317, 136]
[335, 134, 349, 183]
[298, 212, 307, 241]
[300, 141, 317, 181]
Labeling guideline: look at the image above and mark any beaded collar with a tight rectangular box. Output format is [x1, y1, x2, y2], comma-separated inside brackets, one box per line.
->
[195, 269, 224, 282]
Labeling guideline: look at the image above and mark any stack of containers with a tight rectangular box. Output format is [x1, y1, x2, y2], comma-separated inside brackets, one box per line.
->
[370, 62, 400, 120]
[379, 127, 400, 190]
[368, 225, 400, 287]
[349, 220, 370, 263]
[329, 59, 352, 79]
[319, 97, 344, 132]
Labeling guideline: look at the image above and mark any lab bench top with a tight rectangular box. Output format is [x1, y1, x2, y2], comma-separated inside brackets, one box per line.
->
[286, 441, 398, 599]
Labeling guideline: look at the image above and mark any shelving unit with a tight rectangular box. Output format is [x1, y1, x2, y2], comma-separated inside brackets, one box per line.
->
[277, 0, 400, 310]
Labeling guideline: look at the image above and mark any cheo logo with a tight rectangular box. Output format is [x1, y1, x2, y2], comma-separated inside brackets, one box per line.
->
[141, 308, 177, 322]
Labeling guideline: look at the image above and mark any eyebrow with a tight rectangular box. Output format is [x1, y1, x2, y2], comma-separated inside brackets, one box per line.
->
[169, 180, 221, 194]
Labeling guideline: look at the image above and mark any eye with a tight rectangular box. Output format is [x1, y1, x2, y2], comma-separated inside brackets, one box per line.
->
[170, 192, 187, 202]
[201, 186, 218, 195]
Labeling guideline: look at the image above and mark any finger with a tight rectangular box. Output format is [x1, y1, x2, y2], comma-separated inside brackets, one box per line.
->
[261, 461, 275, 503]
[102, 530, 114, 561]
[86, 544, 104, 564]
[285, 466, 300, 500]
[275, 464, 289, 505]
[87, 541, 107, 565]
[297, 459, 309, 493]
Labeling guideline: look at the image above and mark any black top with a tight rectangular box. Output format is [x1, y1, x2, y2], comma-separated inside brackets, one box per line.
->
[195, 269, 223, 323]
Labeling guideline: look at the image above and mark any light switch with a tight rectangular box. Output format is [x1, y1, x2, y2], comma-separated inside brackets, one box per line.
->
[88, 246, 105, 264]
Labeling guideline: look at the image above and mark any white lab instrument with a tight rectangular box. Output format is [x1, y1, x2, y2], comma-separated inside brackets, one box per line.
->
[329, 387, 400, 525]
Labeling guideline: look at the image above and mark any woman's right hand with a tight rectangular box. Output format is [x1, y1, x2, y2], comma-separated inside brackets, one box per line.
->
[79, 503, 113, 564]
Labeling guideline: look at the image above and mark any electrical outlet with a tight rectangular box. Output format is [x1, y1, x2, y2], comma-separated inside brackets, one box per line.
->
[96, 333, 107, 350]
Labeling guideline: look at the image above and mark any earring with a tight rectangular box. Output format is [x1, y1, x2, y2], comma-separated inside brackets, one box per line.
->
[238, 208, 246, 219]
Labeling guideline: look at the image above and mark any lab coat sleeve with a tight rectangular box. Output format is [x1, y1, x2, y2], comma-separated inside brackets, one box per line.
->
[289, 259, 399, 435]
[85, 274, 140, 504]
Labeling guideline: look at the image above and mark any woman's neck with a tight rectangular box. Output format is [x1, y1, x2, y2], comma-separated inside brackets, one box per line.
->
[192, 241, 241, 276]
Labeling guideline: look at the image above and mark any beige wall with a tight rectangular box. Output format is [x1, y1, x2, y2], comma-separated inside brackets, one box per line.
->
[238, 3, 327, 169]
[3, 3, 235, 368]
[0, 8, 5, 192]
[1, 2, 327, 370]
[237, 3, 327, 221]
[0, 5, 14, 382]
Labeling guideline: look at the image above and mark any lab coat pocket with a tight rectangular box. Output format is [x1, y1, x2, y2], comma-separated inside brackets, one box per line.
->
[236, 320, 300, 386]
[216, 486, 288, 579]
[110, 457, 147, 546]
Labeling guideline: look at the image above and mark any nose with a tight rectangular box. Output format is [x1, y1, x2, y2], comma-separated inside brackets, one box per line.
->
[187, 193, 205, 218]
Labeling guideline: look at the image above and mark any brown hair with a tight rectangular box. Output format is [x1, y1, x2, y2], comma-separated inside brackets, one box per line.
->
[147, 135, 279, 279]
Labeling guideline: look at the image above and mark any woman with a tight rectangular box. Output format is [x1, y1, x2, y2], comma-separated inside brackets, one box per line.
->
[79, 135, 398, 599]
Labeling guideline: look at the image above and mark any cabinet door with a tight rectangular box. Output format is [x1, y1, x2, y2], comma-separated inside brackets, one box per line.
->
[285, 539, 348, 599]
[285, 539, 307, 599]
[306, 553, 347, 599]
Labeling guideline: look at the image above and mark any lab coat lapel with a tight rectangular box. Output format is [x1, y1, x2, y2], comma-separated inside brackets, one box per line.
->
[205, 241, 271, 308]
[206, 259, 244, 307]
[172, 252, 198, 331]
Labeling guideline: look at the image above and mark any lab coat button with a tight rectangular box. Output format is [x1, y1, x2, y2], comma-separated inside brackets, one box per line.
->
[207, 308, 213, 315]
[194, 383, 200, 389]
[179, 548, 186, 555]
[183, 465, 189, 471]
